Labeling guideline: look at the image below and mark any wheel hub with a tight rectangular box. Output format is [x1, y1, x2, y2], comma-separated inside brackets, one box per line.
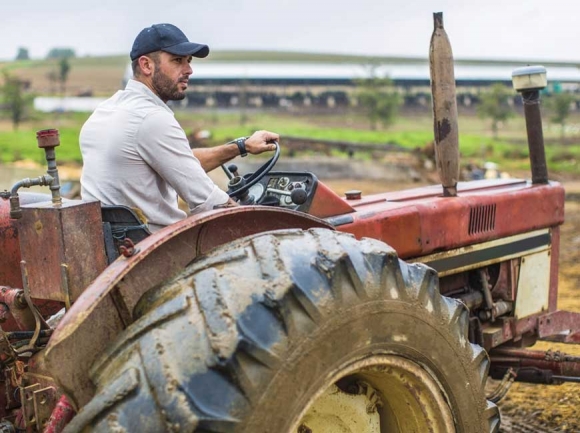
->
[294, 355, 456, 433]
[298, 383, 381, 433]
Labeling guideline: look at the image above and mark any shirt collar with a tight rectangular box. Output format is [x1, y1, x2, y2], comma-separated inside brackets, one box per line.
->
[126, 79, 173, 113]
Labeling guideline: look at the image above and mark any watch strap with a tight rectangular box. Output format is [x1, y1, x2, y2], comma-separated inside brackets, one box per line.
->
[235, 137, 248, 157]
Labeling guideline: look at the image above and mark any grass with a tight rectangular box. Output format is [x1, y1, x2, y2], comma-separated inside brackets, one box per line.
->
[0, 108, 579, 176]
[1, 52, 578, 173]
[0, 112, 90, 163]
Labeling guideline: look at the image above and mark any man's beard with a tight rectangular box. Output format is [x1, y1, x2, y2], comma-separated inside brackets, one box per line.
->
[152, 69, 186, 101]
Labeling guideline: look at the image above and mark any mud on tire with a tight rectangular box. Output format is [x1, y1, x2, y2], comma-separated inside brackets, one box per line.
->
[65, 229, 500, 433]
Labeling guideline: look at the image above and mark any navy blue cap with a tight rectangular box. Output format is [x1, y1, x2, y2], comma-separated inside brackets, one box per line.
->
[130, 23, 209, 61]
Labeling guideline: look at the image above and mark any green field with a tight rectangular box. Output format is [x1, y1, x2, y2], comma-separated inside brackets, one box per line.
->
[1, 108, 579, 175]
[1, 53, 579, 174]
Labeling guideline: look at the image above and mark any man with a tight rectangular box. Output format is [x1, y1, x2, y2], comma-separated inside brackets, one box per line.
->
[80, 23, 279, 232]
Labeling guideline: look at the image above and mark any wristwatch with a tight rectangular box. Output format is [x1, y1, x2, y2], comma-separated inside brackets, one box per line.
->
[234, 137, 248, 157]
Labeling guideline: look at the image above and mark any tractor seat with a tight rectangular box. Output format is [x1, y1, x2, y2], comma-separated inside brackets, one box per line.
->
[101, 205, 151, 263]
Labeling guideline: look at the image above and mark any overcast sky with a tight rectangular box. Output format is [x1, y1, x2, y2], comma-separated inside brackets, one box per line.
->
[1, 0, 579, 62]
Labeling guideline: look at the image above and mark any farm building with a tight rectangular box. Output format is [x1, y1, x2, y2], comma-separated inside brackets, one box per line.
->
[123, 52, 580, 109]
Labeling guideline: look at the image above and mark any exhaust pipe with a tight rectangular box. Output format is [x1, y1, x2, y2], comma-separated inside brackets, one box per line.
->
[511, 66, 549, 184]
[429, 12, 460, 197]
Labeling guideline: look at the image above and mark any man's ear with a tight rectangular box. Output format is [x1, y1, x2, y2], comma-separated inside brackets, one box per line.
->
[138, 56, 155, 76]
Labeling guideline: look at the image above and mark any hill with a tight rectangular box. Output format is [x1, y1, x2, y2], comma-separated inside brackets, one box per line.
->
[0, 55, 128, 96]
[2, 51, 580, 97]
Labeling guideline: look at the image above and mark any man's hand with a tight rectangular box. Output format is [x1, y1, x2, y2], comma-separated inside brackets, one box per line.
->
[244, 130, 280, 155]
[213, 197, 239, 209]
[194, 130, 280, 172]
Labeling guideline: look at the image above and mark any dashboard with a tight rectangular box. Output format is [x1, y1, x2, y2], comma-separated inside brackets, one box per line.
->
[245, 171, 318, 212]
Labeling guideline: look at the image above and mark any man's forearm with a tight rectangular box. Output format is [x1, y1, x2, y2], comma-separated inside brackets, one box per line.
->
[193, 130, 280, 172]
[193, 143, 240, 172]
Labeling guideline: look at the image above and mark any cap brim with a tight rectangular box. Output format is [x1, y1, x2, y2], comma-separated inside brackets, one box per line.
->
[164, 42, 209, 58]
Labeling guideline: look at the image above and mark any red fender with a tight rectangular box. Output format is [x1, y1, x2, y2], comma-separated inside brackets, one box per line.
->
[45, 206, 333, 408]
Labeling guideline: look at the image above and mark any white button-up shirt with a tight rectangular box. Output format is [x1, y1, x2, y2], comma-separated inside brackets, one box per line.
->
[80, 79, 229, 232]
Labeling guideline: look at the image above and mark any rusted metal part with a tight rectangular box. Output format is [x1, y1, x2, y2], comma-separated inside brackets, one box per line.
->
[43, 395, 75, 433]
[538, 309, 580, 343]
[19, 384, 57, 431]
[15, 262, 49, 354]
[345, 190, 362, 200]
[0, 194, 49, 289]
[490, 347, 580, 383]
[0, 304, 9, 323]
[429, 12, 459, 197]
[480, 301, 514, 322]
[548, 226, 560, 312]
[45, 206, 332, 408]
[491, 260, 517, 302]
[36, 129, 62, 206]
[479, 269, 495, 318]
[339, 179, 564, 260]
[459, 290, 484, 310]
[0, 286, 40, 331]
[308, 181, 355, 218]
[520, 91, 549, 184]
[0, 287, 62, 334]
[36, 129, 60, 149]
[7, 176, 54, 220]
[482, 308, 580, 351]
[483, 314, 540, 350]
[118, 238, 138, 258]
[17, 200, 107, 303]
[6, 350, 64, 430]
[20, 383, 40, 428]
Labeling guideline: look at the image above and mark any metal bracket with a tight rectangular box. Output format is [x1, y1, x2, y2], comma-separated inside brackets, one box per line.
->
[60, 264, 71, 310]
[20, 383, 40, 428]
[20, 384, 56, 431]
[15, 261, 48, 354]
[33, 386, 57, 431]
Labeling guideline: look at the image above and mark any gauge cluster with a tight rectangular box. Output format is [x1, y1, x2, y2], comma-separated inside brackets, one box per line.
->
[247, 171, 318, 211]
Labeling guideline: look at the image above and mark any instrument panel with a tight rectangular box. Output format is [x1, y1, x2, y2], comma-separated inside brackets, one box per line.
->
[247, 171, 318, 211]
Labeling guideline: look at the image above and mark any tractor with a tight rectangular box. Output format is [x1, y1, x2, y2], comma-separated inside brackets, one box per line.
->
[0, 12, 579, 433]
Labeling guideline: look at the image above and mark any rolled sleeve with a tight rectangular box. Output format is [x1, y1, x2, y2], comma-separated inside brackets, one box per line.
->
[136, 110, 229, 212]
[192, 184, 230, 213]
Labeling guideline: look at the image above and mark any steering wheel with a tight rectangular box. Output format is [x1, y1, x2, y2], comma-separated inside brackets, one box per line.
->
[223, 141, 280, 199]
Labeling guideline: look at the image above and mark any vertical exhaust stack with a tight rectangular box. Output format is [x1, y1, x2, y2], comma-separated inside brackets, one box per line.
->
[429, 12, 460, 197]
[511, 66, 549, 184]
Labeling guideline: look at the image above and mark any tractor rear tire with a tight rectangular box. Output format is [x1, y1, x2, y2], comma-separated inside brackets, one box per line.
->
[65, 229, 500, 433]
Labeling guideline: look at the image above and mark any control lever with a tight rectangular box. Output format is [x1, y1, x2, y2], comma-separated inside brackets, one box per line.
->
[290, 188, 308, 205]
[222, 163, 239, 180]
[228, 164, 239, 177]
[227, 176, 255, 205]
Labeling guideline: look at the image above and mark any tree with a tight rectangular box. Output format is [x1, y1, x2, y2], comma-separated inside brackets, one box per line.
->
[1, 72, 34, 130]
[477, 83, 514, 139]
[547, 92, 575, 140]
[355, 64, 401, 130]
[46, 70, 59, 95]
[59, 57, 71, 95]
[15, 47, 29, 61]
[46, 47, 76, 59]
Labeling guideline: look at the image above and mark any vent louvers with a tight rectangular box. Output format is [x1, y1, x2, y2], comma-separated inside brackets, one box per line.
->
[468, 204, 496, 235]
